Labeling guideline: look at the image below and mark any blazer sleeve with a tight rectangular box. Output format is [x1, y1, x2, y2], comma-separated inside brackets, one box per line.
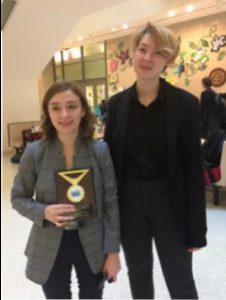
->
[11, 144, 47, 227]
[104, 96, 118, 163]
[179, 96, 207, 247]
[92, 141, 120, 253]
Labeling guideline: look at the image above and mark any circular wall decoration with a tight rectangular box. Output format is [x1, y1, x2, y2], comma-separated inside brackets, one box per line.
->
[209, 68, 226, 87]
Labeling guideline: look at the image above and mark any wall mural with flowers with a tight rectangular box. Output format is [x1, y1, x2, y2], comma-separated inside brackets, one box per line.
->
[107, 37, 133, 96]
[106, 13, 226, 98]
[162, 24, 226, 87]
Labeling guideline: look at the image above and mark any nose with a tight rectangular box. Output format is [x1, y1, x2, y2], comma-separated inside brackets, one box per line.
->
[144, 51, 154, 61]
[60, 108, 69, 118]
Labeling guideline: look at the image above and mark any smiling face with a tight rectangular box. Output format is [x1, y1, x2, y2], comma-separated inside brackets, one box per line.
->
[48, 89, 85, 137]
[132, 33, 168, 82]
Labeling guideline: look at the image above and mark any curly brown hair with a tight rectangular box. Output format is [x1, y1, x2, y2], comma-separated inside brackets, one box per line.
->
[41, 81, 96, 141]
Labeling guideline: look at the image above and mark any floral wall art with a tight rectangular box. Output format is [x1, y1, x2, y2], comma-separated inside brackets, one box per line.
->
[107, 36, 135, 96]
[106, 13, 226, 98]
[163, 12, 226, 96]
[163, 23, 226, 88]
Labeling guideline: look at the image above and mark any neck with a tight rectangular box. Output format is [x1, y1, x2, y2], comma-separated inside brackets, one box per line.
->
[136, 78, 160, 106]
[58, 131, 78, 148]
[57, 132, 78, 170]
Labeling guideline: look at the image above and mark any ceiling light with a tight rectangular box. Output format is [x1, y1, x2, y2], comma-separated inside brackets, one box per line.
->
[111, 28, 117, 32]
[168, 10, 176, 17]
[77, 36, 83, 41]
[122, 23, 128, 30]
[186, 5, 194, 13]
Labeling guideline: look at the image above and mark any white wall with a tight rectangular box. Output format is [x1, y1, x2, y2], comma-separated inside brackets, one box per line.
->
[3, 78, 41, 152]
[3, 0, 225, 152]
[2, 0, 130, 153]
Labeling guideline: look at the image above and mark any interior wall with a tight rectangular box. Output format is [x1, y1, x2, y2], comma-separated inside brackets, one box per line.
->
[3, 78, 41, 153]
[2, 0, 132, 153]
[5, 11, 225, 153]
[106, 13, 226, 98]
[38, 59, 55, 112]
[107, 35, 135, 96]
[168, 12, 226, 97]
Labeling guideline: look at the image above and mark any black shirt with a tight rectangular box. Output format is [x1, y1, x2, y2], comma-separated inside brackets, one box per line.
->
[125, 82, 168, 180]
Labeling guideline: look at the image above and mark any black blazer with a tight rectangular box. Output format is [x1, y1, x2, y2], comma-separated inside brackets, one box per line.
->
[104, 79, 207, 248]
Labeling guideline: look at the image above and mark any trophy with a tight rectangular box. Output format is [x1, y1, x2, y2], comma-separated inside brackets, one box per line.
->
[56, 168, 97, 220]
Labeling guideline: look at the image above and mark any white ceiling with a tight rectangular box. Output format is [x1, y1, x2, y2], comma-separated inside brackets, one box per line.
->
[3, 0, 130, 80]
[62, 0, 226, 48]
[3, 0, 226, 81]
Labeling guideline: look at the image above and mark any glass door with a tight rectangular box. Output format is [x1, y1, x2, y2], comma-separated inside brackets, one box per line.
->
[85, 85, 95, 108]
[84, 79, 107, 111]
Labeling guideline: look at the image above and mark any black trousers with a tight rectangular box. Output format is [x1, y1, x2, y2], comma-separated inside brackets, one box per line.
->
[42, 230, 103, 299]
[120, 178, 198, 299]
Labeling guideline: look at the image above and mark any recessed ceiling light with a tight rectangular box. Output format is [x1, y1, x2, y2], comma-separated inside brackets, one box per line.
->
[185, 5, 194, 12]
[122, 23, 128, 30]
[111, 28, 117, 32]
[185, 5, 194, 13]
[77, 36, 83, 41]
[168, 10, 176, 17]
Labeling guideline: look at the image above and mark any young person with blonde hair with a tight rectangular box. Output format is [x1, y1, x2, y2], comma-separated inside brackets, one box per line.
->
[105, 22, 207, 299]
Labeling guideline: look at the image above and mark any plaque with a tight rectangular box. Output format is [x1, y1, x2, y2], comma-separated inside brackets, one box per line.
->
[56, 168, 96, 220]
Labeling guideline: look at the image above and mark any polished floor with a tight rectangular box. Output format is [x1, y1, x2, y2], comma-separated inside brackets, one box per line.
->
[2, 152, 226, 299]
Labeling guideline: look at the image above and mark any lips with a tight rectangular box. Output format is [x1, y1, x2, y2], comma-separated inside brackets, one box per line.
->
[59, 121, 73, 126]
[140, 65, 152, 70]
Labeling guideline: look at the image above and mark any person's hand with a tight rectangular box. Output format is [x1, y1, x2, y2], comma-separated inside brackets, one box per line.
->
[102, 253, 121, 283]
[44, 204, 76, 227]
[187, 247, 201, 253]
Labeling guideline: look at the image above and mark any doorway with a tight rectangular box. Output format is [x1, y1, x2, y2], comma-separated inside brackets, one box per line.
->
[84, 79, 107, 111]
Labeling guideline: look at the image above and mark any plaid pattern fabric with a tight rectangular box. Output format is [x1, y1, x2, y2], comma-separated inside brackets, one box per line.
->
[11, 138, 120, 284]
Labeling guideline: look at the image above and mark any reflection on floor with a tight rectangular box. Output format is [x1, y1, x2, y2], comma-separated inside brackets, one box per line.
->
[2, 153, 226, 299]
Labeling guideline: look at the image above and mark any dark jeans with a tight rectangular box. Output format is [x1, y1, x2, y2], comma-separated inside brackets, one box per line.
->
[121, 178, 199, 299]
[42, 230, 103, 299]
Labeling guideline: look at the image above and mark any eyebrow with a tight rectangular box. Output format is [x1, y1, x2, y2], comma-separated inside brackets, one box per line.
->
[139, 42, 158, 48]
[138, 43, 148, 47]
[49, 100, 78, 105]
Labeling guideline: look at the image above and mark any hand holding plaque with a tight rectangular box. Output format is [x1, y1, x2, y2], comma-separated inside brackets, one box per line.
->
[56, 168, 96, 220]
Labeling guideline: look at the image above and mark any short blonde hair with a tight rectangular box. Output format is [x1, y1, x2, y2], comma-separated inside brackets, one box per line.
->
[131, 22, 180, 64]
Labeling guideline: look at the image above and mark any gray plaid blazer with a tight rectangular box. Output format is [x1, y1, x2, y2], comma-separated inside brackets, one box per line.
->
[11, 137, 120, 285]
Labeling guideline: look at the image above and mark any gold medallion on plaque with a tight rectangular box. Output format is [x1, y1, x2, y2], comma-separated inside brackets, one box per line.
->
[67, 185, 85, 203]
[56, 168, 96, 220]
[58, 170, 89, 203]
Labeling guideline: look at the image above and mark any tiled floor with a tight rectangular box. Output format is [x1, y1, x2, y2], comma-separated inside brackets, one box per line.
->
[2, 152, 226, 299]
